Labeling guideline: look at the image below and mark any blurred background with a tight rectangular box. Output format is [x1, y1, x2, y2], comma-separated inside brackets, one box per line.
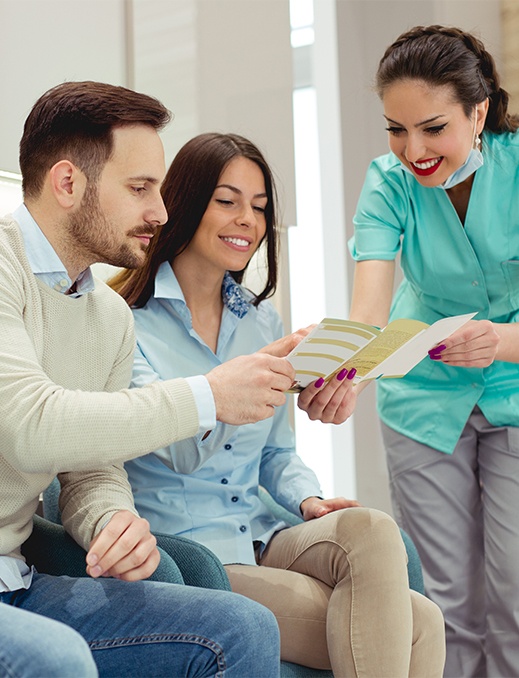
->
[1, 0, 517, 513]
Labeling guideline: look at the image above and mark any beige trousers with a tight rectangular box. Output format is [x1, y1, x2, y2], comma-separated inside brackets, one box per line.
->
[225, 507, 445, 678]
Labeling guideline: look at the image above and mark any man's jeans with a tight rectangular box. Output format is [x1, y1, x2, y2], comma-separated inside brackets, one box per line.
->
[1, 572, 280, 677]
[0, 602, 98, 677]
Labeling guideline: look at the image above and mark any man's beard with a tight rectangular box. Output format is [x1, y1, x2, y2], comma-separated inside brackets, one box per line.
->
[68, 183, 148, 270]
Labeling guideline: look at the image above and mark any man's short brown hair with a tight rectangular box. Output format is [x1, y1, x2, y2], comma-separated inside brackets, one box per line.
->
[19, 81, 171, 199]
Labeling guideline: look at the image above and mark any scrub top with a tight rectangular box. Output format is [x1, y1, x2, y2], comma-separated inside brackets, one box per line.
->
[349, 130, 519, 453]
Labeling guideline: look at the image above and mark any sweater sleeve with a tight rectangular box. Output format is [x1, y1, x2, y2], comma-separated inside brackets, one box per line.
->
[57, 319, 139, 548]
[0, 243, 200, 476]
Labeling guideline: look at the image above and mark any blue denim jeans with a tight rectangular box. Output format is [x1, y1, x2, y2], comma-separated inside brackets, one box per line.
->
[0, 601, 98, 677]
[1, 573, 280, 677]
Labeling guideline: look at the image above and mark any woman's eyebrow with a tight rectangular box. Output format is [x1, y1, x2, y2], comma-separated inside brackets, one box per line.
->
[384, 114, 446, 127]
[216, 183, 267, 199]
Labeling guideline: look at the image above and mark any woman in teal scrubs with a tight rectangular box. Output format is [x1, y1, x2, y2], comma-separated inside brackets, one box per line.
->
[348, 25, 519, 678]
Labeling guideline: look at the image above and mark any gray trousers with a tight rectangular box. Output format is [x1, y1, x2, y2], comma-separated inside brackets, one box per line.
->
[382, 407, 519, 678]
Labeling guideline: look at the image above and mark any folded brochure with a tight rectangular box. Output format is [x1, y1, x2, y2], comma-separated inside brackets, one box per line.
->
[287, 312, 477, 392]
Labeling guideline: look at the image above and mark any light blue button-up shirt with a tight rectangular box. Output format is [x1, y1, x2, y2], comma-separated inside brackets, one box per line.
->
[125, 262, 322, 565]
[349, 130, 519, 453]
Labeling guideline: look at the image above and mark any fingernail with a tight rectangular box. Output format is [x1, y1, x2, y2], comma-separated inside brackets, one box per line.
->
[314, 377, 325, 388]
[428, 344, 446, 356]
[336, 368, 348, 381]
[347, 368, 357, 380]
[86, 553, 98, 566]
[91, 565, 102, 577]
[429, 354, 442, 361]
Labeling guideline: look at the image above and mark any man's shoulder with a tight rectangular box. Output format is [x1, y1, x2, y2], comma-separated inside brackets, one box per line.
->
[90, 275, 132, 317]
[0, 217, 30, 280]
[0, 215, 24, 248]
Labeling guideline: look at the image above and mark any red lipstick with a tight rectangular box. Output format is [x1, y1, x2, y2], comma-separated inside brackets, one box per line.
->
[411, 157, 443, 176]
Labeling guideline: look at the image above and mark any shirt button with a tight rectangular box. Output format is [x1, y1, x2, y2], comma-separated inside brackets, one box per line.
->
[59, 278, 69, 288]
[231, 496, 239, 502]
[224, 444, 232, 450]
[472, 281, 479, 287]
[239, 525, 247, 532]
[221, 478, 228, 484]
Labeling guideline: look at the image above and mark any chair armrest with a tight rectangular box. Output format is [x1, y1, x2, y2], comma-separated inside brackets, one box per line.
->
[22, 514, 91, 577]
[22, 515, 184, 584]
[400, 528, 424, 594]
[154, 532, 231, 591]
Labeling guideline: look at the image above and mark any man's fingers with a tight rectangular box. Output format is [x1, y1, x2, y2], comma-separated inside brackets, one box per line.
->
[87, 513, 154, 577]
[98, 540, 160, 581]
[86, 513, 131, 569]
[208, 353, 296, 425]
[113, 549, 161, 582]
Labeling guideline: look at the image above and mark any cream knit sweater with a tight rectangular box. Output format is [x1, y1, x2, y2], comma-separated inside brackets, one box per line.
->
[0, 217, 199, 561]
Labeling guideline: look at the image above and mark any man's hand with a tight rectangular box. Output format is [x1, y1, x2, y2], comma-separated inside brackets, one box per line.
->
[297, 368, 358, 424]
[86, 511, 159, 582]
[300, 496, 361, 521]
[258, 325, 315, 358]
[206, 353, 295, 425]
[428, 319, 500, 367]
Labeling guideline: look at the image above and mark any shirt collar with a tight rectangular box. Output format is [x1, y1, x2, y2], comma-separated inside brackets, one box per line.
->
[154, 261, 251, 318]
[13, 203, 95, 296]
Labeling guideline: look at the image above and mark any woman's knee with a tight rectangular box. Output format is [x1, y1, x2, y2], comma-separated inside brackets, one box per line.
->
[330, 506, 403, 550]
[410, 591, 446, 666]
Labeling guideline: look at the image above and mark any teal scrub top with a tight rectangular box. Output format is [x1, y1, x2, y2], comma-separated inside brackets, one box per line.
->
[349, 130, 519, 453]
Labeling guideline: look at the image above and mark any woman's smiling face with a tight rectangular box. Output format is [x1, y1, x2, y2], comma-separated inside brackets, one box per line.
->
[382, 79, 487, 188]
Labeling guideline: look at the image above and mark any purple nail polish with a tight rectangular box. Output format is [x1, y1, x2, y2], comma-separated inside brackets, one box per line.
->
[347, 368, 357, 380]
[429, 354, 442, 361]
[429, 344, 446, 356]
[314, 377, 325, 388]
[336, 368, 348, 381]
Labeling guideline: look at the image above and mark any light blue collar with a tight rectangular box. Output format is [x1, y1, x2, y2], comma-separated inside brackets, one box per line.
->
[13, 204, 95, 296]
[154, 262, 250, 318]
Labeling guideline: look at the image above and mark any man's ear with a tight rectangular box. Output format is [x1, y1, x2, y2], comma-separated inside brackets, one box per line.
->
[48, 160, 87, 209]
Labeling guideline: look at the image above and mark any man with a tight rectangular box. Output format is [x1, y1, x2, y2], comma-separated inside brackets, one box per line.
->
[0, 80, 287, 676]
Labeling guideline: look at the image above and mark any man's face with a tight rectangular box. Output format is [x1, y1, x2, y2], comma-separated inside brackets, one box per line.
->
[68, 124, 167, 270]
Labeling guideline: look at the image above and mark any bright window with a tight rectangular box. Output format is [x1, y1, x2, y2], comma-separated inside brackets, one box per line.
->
[0, 171, 23, 214]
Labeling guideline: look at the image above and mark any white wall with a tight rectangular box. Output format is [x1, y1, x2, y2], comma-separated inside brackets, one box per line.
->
[130, 0, 295, 322]
[0, 0, 127, 174]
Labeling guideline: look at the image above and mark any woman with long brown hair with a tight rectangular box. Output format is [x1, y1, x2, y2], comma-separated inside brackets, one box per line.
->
[111, 132, 445, 677]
